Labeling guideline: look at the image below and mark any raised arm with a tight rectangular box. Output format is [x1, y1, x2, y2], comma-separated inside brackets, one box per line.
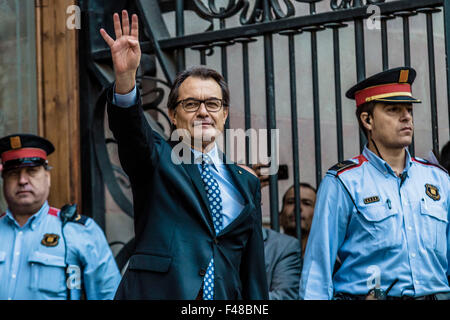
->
[100, 10, 141, 95]
[100, 11, 160, 180]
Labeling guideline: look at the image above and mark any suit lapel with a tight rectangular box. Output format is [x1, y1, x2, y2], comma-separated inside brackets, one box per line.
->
[220, 149, 251, 206]
[169, 140, 215, 235]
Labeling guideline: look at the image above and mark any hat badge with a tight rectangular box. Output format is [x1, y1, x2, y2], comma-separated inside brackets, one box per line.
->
[10, 136, 21, 149]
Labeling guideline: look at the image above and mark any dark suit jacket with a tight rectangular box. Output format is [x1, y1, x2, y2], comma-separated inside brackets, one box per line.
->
[263, 228, 302, 300]
[107, 87, 268, 300]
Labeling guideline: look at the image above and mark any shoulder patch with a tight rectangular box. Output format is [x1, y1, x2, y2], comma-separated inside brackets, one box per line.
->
[70, 214, 89, 226]
[329, 160, 358, 173]
[412, 157, 448, 174]
[328, 154, 368, 176]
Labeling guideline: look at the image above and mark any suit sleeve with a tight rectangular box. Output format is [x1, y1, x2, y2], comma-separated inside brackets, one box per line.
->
[268, 237, 302, 300]
[240, 181, 269, 299]
[299, 174, 353, 300]
[107, 84, 159, 181]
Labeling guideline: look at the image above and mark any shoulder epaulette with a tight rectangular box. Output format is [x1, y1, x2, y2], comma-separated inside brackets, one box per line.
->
[69, 214, 89, 226]
[329, 160, 358, 173]
[412, 157, 448, 174]
[328, 155, 368, 176]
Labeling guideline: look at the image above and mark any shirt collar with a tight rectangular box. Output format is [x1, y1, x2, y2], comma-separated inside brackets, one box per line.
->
[362, 145, 412, 177]
[191, 144, 222, 171]
[6, 201, 49, 230]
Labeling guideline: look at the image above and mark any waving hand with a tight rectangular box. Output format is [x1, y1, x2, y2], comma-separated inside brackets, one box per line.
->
[100, 10, 141, 94]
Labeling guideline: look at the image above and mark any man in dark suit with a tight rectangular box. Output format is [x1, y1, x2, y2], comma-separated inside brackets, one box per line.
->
[100, 10, 268, 300]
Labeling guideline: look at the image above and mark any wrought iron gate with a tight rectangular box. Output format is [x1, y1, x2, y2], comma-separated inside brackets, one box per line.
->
[79, 0, 450, 266]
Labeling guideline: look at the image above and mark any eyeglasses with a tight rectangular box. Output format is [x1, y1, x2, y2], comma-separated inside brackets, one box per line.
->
[176, 98, 224, 112]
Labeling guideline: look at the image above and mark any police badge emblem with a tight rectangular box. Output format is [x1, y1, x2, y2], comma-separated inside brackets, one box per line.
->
[425, 184, 440, 201]
[41, 233, 60, 247]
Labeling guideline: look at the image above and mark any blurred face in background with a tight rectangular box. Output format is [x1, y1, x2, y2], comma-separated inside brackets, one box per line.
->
[280, 185, 316, 236]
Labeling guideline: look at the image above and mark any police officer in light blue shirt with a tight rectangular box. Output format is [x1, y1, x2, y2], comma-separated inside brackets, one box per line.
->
[300, 67, 450, 300]
[0, 134, 121, 300]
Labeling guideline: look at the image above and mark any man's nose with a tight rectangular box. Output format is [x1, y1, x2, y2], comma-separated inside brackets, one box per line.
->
[196, 102, 209, 116]
[401, 107, 413, 121]
[18, 170, 29, 185]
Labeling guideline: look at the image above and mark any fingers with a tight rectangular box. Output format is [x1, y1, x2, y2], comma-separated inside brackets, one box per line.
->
[128, 39, 139, 47]
[100, 28, 115, 47]
[131, 14, 139, 39]
[113, 13, 122, 39]
[252, 163, 270, 177]
[122, 10, 130, 36]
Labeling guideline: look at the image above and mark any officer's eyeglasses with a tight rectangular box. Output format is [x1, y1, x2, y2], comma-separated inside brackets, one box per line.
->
[176, 98, 224, 113]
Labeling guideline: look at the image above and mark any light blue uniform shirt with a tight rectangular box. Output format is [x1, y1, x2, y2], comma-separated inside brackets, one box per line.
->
[0, 201, 121, 300]
[113, 85, 245, 227]
[300, 146, 450, 299]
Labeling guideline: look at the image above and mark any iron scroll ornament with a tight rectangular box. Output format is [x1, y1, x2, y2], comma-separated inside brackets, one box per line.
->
[192, 0, 298, 25]
[192, 0, 388, 22]
[330, 0, 385, 10]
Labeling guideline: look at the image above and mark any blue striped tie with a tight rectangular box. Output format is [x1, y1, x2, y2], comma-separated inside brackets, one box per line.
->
[200, 154, 223, 300]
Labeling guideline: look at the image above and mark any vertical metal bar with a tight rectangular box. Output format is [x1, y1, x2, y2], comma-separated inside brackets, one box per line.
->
[15, 0, 23, 132]
[381, 18, 389, 71]
[326, 23, 346, 163]
[219, 19, 228, 82]
[236, 38, 255, 165]
[421, 9, 440, 156]
[311, 30, 322, 186]
[243, 41, 251, 164]
[354, 18, 367, 151]
[280, 29, 302, 241]
[397, 11, 416, 156]
[262, 0, 280, 232]
[403, 15, 415, 157]
[443, 0, 450, 140]
[402, 15, 411, 67]
[303, 2, 323, 186]
[191, 45, 208, 65]
[200, 50, 206, 65]
[288, 32, 302, 241]
[175, 0, 185, 72]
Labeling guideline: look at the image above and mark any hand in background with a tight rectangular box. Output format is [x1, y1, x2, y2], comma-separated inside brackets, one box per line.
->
[251, 164, 270, 189]
[100, 10, 141, 94]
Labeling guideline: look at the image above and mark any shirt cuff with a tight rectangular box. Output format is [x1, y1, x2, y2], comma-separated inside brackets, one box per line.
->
[112, 85, 138, 108]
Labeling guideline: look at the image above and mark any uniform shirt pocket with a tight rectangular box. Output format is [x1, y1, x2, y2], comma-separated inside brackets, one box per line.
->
[357, 203, 400, 249]
[28, 251, 66, 294]
[420, 199, 448, 254]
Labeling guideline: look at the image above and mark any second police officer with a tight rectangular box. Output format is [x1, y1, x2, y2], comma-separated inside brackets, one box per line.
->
[300, 67, 450, 300]
[0, 134, 121, 300]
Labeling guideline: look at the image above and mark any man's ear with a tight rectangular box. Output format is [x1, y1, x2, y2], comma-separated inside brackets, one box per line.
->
[168, 108, 177, 126]
[45, 169, 51, 188]
[223, 106, 229, 124]
[360, 112, 372, 132]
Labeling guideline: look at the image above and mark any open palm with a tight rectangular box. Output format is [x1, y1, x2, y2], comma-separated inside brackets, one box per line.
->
[100, 11, 141, 79]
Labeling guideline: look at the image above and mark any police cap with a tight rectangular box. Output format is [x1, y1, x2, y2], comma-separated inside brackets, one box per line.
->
[346, 67, 421, 108]
[0, 134, 55, 172]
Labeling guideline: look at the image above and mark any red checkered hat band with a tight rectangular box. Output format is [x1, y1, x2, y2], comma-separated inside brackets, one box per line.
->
[1, 148, 47, 163]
